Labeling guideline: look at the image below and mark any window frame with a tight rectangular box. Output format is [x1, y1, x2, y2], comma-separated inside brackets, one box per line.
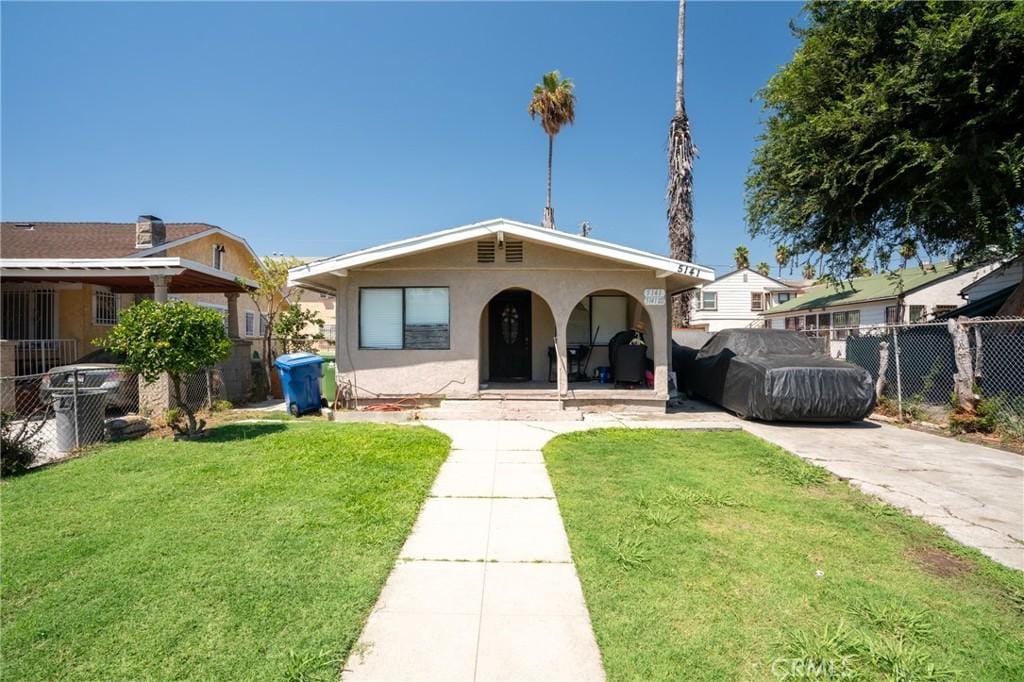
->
[212, 243, 227, 270]
[908, 305, 927, 323]
[358, 286, 451, 351]
[244, 311, 255, 337]
[93, 288, 120, 326]
[701, 290, 718, 311]
[750, 292, 764, 312]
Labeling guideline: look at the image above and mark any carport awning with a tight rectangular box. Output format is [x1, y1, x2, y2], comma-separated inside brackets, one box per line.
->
[0, 257, 255, 294]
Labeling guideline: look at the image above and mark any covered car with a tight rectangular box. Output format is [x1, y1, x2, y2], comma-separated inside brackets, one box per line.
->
[680, 329, 875, 422]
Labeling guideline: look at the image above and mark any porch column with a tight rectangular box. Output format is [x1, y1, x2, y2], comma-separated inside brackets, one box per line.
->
[151, 275, 169, 303]
[554, 313, 569, 397]
[224, 292, 240, 339]
[648, 298, 670, 399]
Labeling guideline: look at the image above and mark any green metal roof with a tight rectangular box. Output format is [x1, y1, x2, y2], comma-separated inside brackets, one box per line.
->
[766, 263, 957, 314]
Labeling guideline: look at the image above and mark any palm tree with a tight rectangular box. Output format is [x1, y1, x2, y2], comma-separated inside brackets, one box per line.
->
[733, 245, 750, 270]
[802, 262, 816, 280]
[667, 0, 697, 326]
[528, 71, 576, 229]
[774, 244, 790, 277]
[755, 261, 771, 277]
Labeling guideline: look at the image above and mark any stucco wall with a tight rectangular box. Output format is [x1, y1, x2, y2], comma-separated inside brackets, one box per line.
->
[332, 240, 670, 399]
[56, 285, 133, 353]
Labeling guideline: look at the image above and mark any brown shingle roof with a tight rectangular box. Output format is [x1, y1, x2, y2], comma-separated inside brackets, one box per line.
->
[0, 222, 215, 259]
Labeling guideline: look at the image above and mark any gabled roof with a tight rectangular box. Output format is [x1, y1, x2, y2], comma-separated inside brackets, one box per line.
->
[0, 220, 267, 275]
[959, 254, 1023, 296]
[288, 218, 714, 292]
[703, 267, 801, 290]
[764, 263, 960, 315]
[0, 257, 255, 293]
[0, 222, 212, 258]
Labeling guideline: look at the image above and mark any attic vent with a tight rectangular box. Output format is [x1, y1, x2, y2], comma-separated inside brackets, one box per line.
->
[504, 241, 524, 263]
[477, 240, 496, 263]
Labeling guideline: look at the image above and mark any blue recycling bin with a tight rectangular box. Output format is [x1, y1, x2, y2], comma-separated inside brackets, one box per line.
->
[273, 352, 325, 417]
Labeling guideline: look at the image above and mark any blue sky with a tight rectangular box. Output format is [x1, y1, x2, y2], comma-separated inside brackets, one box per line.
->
[2, 1, 801, 273]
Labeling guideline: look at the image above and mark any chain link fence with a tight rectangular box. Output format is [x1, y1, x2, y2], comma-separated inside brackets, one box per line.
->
[1, 368, 216, 468]
[804, 317, 1024, 429]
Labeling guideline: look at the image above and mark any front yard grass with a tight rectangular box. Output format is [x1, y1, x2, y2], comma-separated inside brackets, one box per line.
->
[1, 421, 449, 681]
[545, 429, 1024, 681]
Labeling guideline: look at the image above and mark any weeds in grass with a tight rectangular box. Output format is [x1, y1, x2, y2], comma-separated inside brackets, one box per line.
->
[753, 449, 829, 486]
[283, 648, 345, 682]
[638, 506, 680, 527]
[847, 600, 933, 641]
[863, 636, 956, 681]
[664, 485, 741, 508]
[782, 621, 859, 678]
[610, 531, 649, 570]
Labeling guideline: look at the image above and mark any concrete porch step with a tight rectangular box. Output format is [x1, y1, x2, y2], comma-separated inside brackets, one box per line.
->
[420, 399, 583, 422]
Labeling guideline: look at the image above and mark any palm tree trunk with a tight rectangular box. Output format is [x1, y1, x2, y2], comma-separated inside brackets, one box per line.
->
[543, 134, 555, 228]
[668, 0, 695, 326]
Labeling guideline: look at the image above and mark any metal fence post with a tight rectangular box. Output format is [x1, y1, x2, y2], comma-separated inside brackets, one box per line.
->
[72, 368, 80, 449]
[892, 325, 904, 419]
[206, 369, 213, 408]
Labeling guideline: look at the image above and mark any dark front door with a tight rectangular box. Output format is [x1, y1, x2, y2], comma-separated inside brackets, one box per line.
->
[488, 291, 532, 381]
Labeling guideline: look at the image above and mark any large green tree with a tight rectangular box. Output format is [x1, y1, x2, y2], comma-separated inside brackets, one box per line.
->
[747, 1, 1024, 285]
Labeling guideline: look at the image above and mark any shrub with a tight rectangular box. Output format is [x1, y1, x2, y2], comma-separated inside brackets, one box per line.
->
[97, 300, 231, 437]
[211, 399, 234, 413]
[1, 411, 40, 477]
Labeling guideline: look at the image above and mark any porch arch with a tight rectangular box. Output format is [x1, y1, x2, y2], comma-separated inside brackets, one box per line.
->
[477, 286, 558, 386]
[558, 287, 669, 396]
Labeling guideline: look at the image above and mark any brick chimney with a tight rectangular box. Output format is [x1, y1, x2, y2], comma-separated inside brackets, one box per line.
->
[135, 215, 166, 249]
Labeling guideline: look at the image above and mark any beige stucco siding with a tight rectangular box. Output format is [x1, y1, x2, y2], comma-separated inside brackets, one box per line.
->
[167, 234, 275, 340]
[331, 240, 671, 400]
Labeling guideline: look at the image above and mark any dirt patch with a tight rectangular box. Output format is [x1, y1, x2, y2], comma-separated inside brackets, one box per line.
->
[909, 546, 975, 578]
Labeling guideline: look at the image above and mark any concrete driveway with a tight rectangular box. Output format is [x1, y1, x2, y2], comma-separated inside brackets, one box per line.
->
[739, 418, 1024, 570]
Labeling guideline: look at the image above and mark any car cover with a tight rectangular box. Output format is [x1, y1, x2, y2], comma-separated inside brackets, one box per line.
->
[681, 329, 875, 422]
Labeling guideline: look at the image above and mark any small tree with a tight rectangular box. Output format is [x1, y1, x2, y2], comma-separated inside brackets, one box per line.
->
[243, 256, 300, 393]
[98, 300, 231, 436]
[275, 305, 325, 354]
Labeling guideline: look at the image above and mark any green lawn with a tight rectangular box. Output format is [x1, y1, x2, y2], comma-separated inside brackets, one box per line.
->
[1, 422, 449, 681]
[545, 429, 1024, 681]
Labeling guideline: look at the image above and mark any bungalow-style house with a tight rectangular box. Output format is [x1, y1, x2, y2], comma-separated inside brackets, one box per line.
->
[0, 216, 273, 402]
[760, 262, 999, 356]
[288, 218, 713, 411]
[688, 268, 805, 332]
[947, 255, 1024, 317]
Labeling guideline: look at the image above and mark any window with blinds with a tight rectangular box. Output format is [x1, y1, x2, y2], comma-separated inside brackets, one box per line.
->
[359, 287, 450, 350]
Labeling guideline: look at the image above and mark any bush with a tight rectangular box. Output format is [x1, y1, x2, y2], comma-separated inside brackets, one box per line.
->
[211, 400, 233, 413]
[1, 412, 40, 477]
[97, 300, 231, 437]
[163, 407, 183, 428]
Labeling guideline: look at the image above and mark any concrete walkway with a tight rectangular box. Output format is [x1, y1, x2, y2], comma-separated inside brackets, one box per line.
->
[342, 419, 607, 682]
[741, 419, 1024, 571]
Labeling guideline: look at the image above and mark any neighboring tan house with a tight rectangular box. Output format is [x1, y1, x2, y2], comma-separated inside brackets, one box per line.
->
[760, 262, 999, 344]
[0, 216, 275, 401]
[288, 218, 714, 411]
[688, 268, 803, 332]
[290, 259, 337, 349]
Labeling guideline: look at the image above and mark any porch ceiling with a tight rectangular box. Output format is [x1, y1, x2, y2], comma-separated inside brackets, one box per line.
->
[0, 257, 254, 293]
